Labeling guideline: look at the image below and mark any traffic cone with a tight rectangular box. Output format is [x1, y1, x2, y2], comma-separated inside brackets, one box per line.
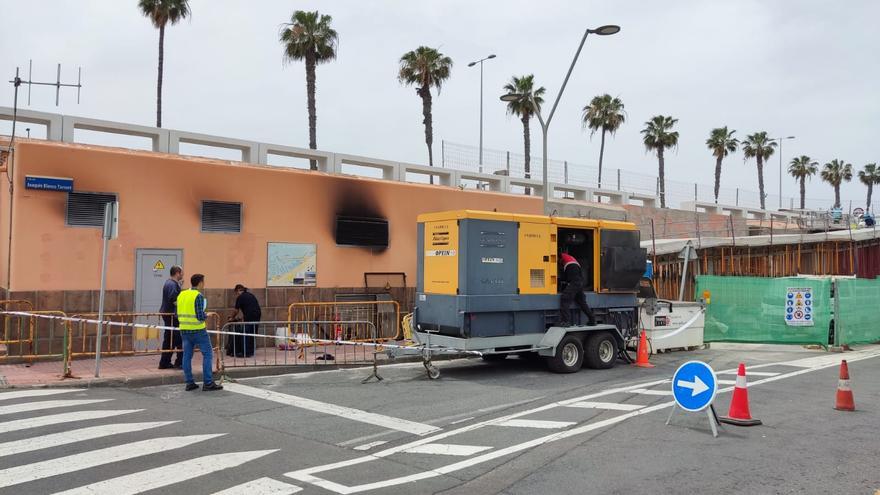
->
[720, 363, 762, 426]
[633, 329, 654, 368]
[834, 360, 855, 411]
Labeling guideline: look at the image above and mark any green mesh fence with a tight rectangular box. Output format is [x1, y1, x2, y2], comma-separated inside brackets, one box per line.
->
[696, 276, 831, 345]
[836, 279, 880, 345]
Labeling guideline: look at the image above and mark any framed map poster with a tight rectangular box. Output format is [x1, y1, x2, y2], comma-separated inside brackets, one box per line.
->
[267, 243, 317, 287]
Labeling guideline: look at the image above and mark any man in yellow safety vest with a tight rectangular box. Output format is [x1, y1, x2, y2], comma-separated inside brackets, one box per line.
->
[176, 273, 223, 391]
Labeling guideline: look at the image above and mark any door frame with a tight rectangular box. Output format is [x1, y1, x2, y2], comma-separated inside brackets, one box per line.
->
[134, 248, 184, 313]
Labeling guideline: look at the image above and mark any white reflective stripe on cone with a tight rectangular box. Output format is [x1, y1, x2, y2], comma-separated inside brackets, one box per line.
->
[838, 379, 851, 391]
[735, 374, 748, 388]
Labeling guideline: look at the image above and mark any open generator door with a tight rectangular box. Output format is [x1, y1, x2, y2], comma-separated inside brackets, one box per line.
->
[599, 230, 647, 292]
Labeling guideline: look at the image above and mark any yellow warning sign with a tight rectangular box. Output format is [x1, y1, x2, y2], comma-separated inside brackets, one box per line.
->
[153, 260, 165, 271]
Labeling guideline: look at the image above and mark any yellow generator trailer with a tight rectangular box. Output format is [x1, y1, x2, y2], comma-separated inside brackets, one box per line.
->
[413, 210, 647, 377]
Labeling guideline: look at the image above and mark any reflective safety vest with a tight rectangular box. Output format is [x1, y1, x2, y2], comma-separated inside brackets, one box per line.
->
[177, 289, 206, 331]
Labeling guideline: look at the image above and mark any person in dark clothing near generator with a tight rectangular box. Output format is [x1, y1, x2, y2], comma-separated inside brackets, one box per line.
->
[158, 265, 183, 369]
[227, 284, 261, 357]
[559, 253, 597, 327]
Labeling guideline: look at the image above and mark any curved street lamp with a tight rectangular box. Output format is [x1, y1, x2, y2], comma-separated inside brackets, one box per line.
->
[501, 25, 620, 212]
[468, 54, 497, 170]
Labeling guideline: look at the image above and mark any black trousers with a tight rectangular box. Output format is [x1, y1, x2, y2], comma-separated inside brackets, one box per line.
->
[227, 321, 257, 357]
[159, 314, 182, 366]
[560, 282, 596, 325]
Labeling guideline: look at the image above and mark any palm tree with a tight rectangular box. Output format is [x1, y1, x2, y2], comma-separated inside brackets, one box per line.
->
[398, 47, 453, 170]
[788, 155, 818, 209]
[641, 115, 679, 208]
[741, 132, 777, 210]
[582, 94, 625, 191]
[820, 159, 853, 208]
[280, 10, 338, 171]
[705, 127, 738, 204]
[138, 0, 191, 128]
[502, 75, 545, 195]
[857, 163, 880, 210]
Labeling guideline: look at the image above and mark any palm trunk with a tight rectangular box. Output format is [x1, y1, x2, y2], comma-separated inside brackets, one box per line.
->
[834, 185, 841, 209]
[419, 86, 433, 167]
[757, 155, 766, 210]
[156, 23, 165, 128]
[658, 147, 666, 209]
[522, 114, 531, 195]
[305, 54, 318, 170]
[800, 177, 806, 210]
[867, 184, 873, 211]
[714, 155, 723, 203]
[598, 129, 606, 189]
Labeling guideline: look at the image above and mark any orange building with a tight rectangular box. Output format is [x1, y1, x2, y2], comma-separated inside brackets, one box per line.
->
[0, 140, 542, 320]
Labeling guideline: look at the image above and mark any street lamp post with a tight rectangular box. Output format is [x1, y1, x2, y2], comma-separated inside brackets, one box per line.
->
[772, 135, 796, 209]
[501, 25, 620, 213]
[468, 54, 496, 172]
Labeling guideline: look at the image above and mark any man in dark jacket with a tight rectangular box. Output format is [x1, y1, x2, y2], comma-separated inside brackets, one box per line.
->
[559, 253, 597, 327]
[158, 265, 183, 369]
[227, 284, 261, 357]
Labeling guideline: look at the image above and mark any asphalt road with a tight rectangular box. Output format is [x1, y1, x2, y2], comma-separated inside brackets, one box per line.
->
[1, 344, 878, 495]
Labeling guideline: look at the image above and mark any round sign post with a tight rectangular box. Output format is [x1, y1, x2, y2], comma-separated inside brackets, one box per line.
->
[667, 360, 722, 437]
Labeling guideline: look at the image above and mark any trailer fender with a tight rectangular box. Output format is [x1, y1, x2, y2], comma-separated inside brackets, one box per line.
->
[537, 324, 620, 357]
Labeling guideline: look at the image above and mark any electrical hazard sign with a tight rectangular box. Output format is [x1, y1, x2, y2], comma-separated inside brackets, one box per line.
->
[153, 260, 165, 272]
[785, 287, 813, 326]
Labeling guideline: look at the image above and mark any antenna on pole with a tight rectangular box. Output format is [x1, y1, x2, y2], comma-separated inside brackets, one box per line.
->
[13, 59, 83, 107]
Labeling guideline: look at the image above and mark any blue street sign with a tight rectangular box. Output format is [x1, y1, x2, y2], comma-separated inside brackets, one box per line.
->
[671, 361, 717, 412]
[25, 175, 73, 192]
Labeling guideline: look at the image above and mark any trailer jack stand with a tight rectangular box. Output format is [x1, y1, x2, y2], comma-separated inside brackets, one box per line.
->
[423, 358, 440, 380]
[362, 351, 384, 384]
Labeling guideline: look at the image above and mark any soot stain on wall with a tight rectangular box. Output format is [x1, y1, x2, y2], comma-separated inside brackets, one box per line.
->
[331, 179, 388, 250]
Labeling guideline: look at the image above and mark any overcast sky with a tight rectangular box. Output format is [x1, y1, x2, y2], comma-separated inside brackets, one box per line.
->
[2, 1, 878, 210]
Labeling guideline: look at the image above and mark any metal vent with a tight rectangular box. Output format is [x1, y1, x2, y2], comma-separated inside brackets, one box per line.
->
[336, 216, 389, 247]
[201, 201, 242, 233]
[66, 192, 117, 228]
[530, 269, 545, 288]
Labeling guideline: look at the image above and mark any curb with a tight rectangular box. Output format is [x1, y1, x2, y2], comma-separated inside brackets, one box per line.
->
[0, 354, 473, 390]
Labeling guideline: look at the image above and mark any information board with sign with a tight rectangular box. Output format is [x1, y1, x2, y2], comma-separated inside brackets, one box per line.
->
[785, 287, 814, 326]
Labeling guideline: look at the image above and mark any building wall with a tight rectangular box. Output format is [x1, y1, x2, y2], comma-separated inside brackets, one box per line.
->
[7, 141, 542, 293]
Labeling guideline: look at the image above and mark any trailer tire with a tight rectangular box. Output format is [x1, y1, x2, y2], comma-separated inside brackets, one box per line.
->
[546, 335, 584, 373]
[584, 331, 618, 369]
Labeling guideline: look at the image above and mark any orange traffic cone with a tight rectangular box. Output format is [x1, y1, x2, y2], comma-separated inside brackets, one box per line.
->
[633, 329, 654, 368]
[834, 360, 855, 411]
[720, 363, 762, 426]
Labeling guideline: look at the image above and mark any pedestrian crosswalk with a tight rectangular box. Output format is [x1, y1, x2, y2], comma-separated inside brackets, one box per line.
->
[0, 389, 297, 494]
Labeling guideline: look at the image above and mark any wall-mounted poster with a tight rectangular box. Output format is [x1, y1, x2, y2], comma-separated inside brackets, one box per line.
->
[267, 243, 317, 287]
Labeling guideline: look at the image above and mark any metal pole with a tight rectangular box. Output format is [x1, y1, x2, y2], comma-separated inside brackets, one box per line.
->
[94, 233, 109, 377]
[617, 169, 621, 191]
[678, 247, 690, 302]
[564, 161, 569, 184]
[778, 139, 783, 209]
[479, 60, 484, 172]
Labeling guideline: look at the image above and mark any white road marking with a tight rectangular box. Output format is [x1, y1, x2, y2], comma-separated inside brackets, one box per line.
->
[566, 401, 644, 411]
[0, 409, 143, 434]
[717, 379, 737, 385]
[0, 398, 111, 416]
[353, 441, 388, 451]
[0, 388, 81, 401]
[629, 389, 673, 396]
[55, 450, 278, 495]
[211, 477, 303, 495]
[404, 443, 492, 456]
[286, 347, 880, 494]
[497, 419, 575, 429]
[449, 417, 474, 425]
[0, 434, 224, 489]
[0, 421, 177, 457]
[718, 370, 779, 376]
[224, 382, 440, 436]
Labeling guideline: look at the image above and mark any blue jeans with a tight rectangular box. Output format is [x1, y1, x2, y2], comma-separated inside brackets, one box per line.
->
[181, 330, 214, 384]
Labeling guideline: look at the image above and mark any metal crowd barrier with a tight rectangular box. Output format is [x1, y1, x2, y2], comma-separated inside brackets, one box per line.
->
[0, 304, 68, 364]
[62, 312, 223, 377]
[288, 300, 401, 341]
[220, 320, 380, 370]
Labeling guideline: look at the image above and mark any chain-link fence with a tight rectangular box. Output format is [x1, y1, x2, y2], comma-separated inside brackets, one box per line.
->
[440, 141, 870, 213]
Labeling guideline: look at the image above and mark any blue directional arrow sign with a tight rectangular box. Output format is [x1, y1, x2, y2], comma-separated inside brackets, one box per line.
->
[671, 360, 717, 412]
